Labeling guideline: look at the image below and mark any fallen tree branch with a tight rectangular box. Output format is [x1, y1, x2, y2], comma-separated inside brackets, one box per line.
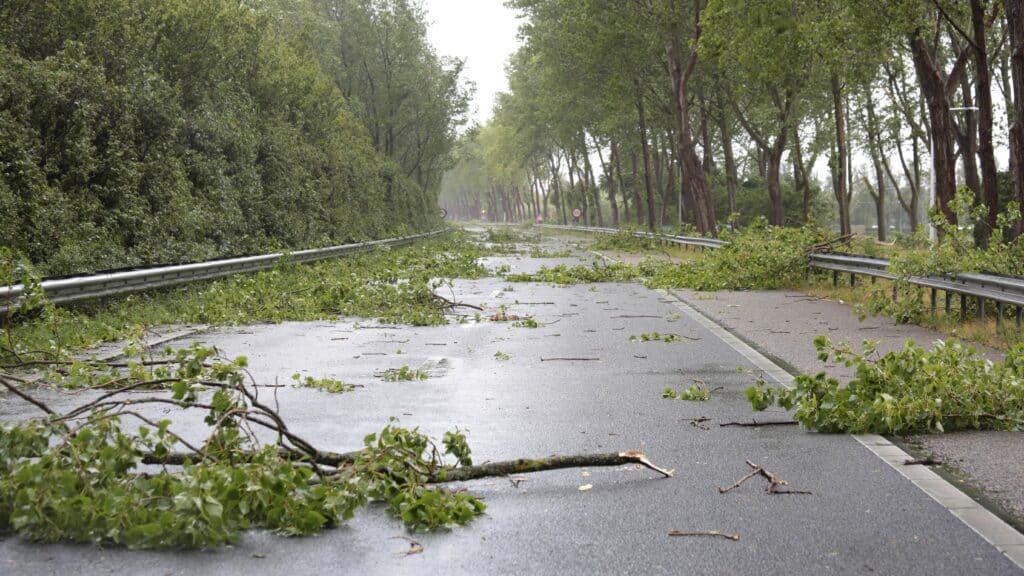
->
[431, 450, 674, 482]
[144, 448, 676, 482]
[431, 293, 483, 311]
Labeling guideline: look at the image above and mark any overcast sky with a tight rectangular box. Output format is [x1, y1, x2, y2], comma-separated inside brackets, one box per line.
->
[423, 0, 522, 125]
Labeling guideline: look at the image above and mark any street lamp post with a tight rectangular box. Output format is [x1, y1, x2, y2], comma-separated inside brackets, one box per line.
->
[928, 106, 979, 243]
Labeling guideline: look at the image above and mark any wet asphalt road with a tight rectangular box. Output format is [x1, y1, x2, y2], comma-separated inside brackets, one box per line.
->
[0, 234, 1020, 575]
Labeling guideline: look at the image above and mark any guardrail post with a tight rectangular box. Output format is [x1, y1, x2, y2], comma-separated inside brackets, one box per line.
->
[997, 302, 1004, 328]
[1018, 306, 1023, 327]
[978, 297, 986, 321]
[832, 270, 839, 288]
[961, 294, 968, 322]
[930, 288, 937, 314]
[850, 273, 856, 287]
[945, 292, 952, 313]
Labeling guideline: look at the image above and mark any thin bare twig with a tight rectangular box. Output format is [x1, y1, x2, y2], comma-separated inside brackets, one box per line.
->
[669, 530, 739, 541]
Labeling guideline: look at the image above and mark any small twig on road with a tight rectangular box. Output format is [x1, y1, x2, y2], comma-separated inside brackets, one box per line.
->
[719, 460, 812, 495]
[684, 416, 712, 430]
[540, 357, 601, 362]
[669, 530, 739, 541]
[391, 536, 424, 556]
[432, 293, 483, 312]
[719, 420, 798, 428]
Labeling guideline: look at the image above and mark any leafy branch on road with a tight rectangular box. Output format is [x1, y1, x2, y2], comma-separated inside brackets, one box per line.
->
[0, 342, 674, 548]
[746, 335, 1024, 434]
[1, 233, 492, 367]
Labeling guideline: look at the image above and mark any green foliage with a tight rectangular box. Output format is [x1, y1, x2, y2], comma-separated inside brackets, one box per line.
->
[589, 230, 656, 252]
[630, 332, 681, 343]
[505, 262, 642, 285]
[0, 345, 485, 547]
[494, 351, 512, 361]
[645, 219, 826, 291]
[528, 247, 573, 258]
[0, 0, 457, 276]
[746, 335, 1024, 434]
[512, 318, 540, 328]
[1, 234, 489, 366]
[293, 374, 354, 394]
[486, 228, 520, 244]
[663, 384, 711, 401]
[861, 189, 1024, 324]
[382, 366, 429, 382]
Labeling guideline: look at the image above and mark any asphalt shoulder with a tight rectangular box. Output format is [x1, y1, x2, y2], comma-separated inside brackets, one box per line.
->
[669, 287, 1024, 533]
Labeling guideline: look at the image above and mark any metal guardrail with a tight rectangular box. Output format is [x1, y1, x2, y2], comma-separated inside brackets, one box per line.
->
[813, 253, 1024, 326]
[0, 229, 449, 314]
[541, 223, 1024, 326]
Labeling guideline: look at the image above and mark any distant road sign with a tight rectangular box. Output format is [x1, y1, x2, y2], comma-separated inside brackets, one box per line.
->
[439, 208, 448, 219]
[572, 208, 582, 219]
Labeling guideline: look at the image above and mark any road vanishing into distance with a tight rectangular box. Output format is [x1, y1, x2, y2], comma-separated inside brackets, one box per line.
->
[1, 227, 1021, 575]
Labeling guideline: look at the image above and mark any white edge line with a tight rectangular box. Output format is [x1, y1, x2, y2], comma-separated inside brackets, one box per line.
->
[659, 287, 1024, 571]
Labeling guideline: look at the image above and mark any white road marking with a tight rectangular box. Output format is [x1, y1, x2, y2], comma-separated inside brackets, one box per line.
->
[661, 288, 1024, 570]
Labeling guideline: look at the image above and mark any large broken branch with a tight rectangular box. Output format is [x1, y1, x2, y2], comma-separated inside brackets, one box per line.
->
[144, 448, 675, 482]
[432, 450, 674, 482]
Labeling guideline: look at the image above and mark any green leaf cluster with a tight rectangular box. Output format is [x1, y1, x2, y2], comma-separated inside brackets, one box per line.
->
[382, 366, 429, 382]
[746, 335, 1024, 434]
[630, 332, 681, 343]
[292, 374, 354, 394]
[645, 219, 826, 291]
[505, 262, 642, 285]
[663, 385, 711, 402]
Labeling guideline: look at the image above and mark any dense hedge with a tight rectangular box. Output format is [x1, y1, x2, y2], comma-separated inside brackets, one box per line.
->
[0, 0, 440, 276]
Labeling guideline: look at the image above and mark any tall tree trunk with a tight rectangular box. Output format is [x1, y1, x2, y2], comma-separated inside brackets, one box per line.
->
[631, 151, 644, 227]
[583, 140, 603, 227]
[596, 143, 618, 227]
[668, 29, 717, 236]
[832, 74, 851, 237]
[766, 144, 786, 226]
[652, 132, 665, 224]
[549, 153, 567, 225]
[612, 142, 627, 225]
[718, 108, 738, 216]
[909, 32, 972, 232]
[973, 0, 1000, 244]
[636, 82, 657, 232]
[1005, 0, 1024, 237]
[791, 125, 810, 224]
[865, 91, 889, 241]
[566, 149, 579, 223]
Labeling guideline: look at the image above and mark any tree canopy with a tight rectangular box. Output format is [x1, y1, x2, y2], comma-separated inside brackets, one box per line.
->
[1, 0, 469, 275]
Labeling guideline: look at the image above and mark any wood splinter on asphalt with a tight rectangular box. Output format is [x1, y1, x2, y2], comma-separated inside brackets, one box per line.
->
[719, 460, 812, 495]
[719, 419, 798, 428]
[668, 530, 740, 541]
